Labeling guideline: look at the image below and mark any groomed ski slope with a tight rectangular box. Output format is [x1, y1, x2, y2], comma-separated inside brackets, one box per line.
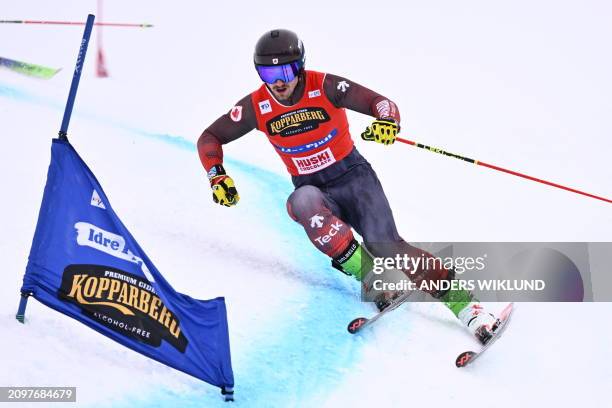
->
[1, 1, 611, 407]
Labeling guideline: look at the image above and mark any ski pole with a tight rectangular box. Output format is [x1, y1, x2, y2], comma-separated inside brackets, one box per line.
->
[0, 19, 153, 28]
[395, 137, 612, 204]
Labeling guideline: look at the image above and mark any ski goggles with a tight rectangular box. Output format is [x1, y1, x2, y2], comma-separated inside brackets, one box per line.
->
[255, 61, 303, 84]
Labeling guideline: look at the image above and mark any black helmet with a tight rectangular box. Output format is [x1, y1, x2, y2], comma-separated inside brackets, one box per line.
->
[254, 29, 305, 67]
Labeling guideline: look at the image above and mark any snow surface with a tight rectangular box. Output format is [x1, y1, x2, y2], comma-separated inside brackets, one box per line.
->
[1, 1, 611, 407]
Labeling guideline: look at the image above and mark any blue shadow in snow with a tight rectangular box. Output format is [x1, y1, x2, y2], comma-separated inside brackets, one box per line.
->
[1, 81, 373, 407]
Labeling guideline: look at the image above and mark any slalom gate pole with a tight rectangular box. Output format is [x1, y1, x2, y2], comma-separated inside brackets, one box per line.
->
[396, 137, 612, 204]
[15, 15, 95, 323]
[58, 14, 95, 140]
[15, 292, 32, 323]
[0, 19, 152, 28]
[221, 386, 234, 402]
[95, 0, 109, 77]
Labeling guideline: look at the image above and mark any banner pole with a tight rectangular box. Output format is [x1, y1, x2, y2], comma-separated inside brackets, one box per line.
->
[221, 386, 234, 402]
[16, 14, 95, 323]
[58, 14, 95, 141]
[15, 291, 32, 323]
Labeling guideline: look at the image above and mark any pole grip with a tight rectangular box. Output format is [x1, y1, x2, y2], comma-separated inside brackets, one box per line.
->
[58, 14, 95, 140]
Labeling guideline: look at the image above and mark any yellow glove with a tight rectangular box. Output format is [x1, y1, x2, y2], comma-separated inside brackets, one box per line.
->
[207, 164, 240, 207]
[361, 118, 399, 145]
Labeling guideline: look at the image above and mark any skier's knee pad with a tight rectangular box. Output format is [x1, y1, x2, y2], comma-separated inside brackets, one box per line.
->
[288, 186, 355, 259]
[286, 185, 327, 222]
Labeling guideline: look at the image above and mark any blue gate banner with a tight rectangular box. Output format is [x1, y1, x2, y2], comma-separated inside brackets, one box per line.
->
[21, 139, 234, 390]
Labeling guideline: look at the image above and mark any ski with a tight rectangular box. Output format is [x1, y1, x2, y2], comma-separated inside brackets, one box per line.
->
[455, 302, 514, 368]
[347, 290, 413, 334]
[0, 57, 61, 79]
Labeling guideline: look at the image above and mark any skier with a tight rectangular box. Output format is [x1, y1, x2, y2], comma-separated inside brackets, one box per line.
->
[198, 29, 499, 344]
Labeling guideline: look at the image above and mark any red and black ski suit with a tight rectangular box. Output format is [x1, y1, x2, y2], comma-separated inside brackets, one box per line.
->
[198, 70, 451, 292]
